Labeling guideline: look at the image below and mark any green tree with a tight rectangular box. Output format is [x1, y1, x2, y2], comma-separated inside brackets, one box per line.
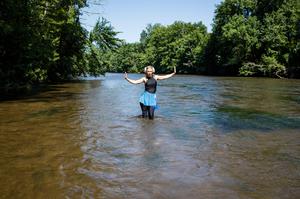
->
[206, 0, 299, 77]
[142, 21, 209, 73]
[139, 23, 162, 49]
[222, 15, 261, 65]
[0, 0, 90, 90]
[108, 43, 144, 73]
[85, 17, 122, 76]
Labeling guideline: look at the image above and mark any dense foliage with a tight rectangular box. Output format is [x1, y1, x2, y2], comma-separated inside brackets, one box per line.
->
[0, 0, 90, 89]
[205, 0, 299, 77]
[106, 22, 209, 74]
[1, 0, 299, 91]
[85, 17, 122, 76]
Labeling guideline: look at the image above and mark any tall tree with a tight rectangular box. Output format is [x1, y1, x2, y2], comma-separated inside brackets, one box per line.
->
[142, 21, 209, 73]
[85, 17, 122, 76]
[0, 0, 94, 89]
[206, 0, 299, 77]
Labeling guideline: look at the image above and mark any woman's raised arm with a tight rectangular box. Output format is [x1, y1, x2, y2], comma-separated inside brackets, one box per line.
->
[155, 67, 176, 80]
[124, 72, 145, 84]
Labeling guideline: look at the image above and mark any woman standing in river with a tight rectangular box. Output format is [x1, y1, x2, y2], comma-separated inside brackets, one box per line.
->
[124, 66, 176, 119]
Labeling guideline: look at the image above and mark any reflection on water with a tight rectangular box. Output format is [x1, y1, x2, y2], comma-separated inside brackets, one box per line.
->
[0, 73, 299, 198]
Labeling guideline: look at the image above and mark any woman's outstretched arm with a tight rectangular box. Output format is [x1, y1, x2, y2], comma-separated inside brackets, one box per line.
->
[124, 72, 145, 84]
[155, 67, 176, 80]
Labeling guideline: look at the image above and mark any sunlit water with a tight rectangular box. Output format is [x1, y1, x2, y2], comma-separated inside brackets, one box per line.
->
[0, 73, 299, 198]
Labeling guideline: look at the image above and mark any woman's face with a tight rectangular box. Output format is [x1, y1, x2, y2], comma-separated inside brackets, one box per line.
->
[146, 68, 154, 77]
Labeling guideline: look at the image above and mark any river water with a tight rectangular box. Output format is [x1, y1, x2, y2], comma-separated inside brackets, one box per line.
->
[0, 73, 299, 198]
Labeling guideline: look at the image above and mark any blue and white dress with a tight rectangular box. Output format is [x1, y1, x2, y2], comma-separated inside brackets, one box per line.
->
[139, 76, 157, 107]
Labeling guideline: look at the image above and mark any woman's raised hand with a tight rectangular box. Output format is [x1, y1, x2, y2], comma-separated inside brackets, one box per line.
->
[173, 66, 176, 74]
[124, 72, 128, 79]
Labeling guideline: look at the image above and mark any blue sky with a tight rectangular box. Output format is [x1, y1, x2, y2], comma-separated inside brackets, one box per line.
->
[81, 0, 223, 43]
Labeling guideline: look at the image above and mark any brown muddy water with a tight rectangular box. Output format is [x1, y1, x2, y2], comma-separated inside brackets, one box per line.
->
[0, 73, 299, 199]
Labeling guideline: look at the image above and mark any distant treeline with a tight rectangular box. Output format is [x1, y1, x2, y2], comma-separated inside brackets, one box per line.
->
[107, 0, 299, 78]
[1, 0, 299, 91]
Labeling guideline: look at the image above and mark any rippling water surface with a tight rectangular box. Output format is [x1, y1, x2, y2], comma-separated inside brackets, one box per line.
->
[0, 73, 299, 198]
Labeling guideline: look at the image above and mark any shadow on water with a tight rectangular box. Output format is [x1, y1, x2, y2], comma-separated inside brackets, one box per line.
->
[0, 80, 102, 102]
[214, 105, 300, 132]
